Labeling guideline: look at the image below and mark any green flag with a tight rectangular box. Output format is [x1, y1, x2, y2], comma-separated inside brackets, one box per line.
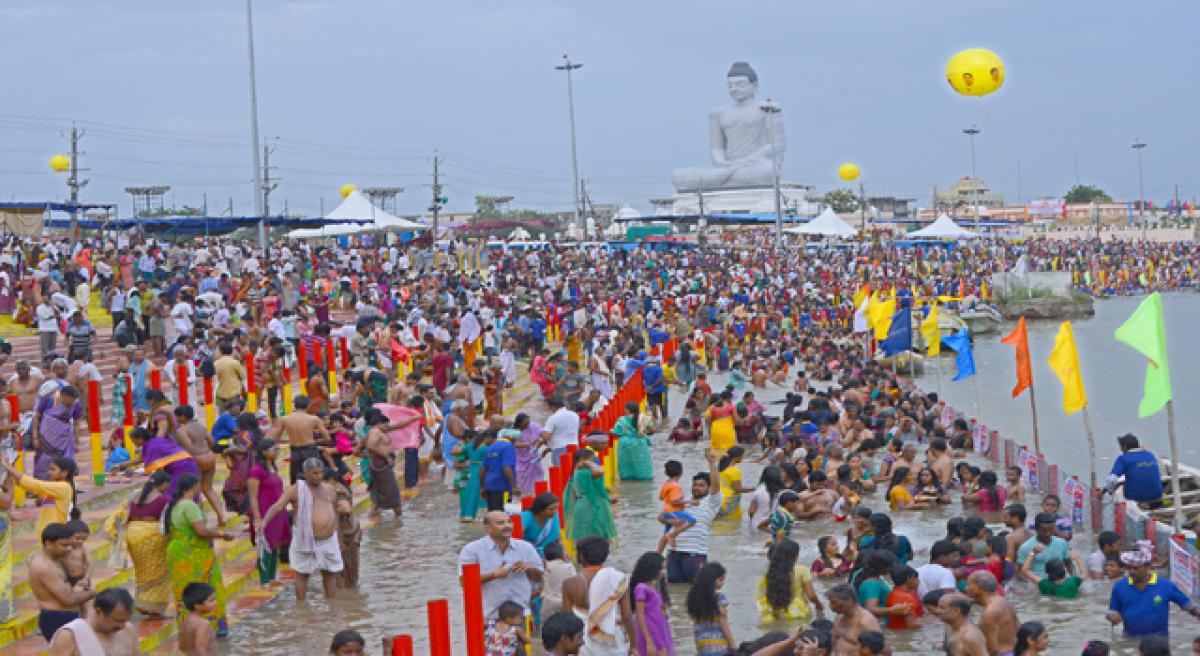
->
[1114, 292, 1172, 417]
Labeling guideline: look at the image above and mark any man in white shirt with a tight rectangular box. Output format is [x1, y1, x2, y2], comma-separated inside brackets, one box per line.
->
[35, 299, 60, 362]
[917, 540, 962, 597]
[170, 297, 195, 338]
[540, 397, 580, 462]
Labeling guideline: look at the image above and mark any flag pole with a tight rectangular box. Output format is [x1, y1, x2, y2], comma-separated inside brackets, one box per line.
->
[971, 372, 981, 418]
[1166, 399, 1184, 533]
[1028, 378, 1042, 455]
[1081, 406, 1098, 490]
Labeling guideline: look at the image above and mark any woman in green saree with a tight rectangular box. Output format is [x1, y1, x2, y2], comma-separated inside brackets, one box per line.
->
[451, 430, 489, 522]
[614, 401, 653, 481]
[164, 474, 234, 637]
[563, 448, 616, 544]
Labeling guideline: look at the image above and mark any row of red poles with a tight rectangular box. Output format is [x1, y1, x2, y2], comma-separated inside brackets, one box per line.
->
[383, 338, 677, 654]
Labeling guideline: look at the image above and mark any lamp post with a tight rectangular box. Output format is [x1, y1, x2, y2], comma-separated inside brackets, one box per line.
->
[555, 54, 583, 232]
[1133, 139, 1147, 241]
[246, 0, 266, 252]
[963, 125, 981, 231]
[760, 99, 783, 249]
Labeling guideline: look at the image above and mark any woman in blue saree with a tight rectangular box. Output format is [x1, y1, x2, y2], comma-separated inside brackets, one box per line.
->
[518, 492, 561, 556]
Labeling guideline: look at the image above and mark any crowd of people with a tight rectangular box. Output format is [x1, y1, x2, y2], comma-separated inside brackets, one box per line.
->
[0, 229, 1196, 655]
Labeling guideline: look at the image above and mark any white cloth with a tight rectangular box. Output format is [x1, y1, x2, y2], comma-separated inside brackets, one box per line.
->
[916, 563, 958, 598]
[458, 311, 482, 345]
[55, 618, 104, 656]
[582, 566, 629, 656]
[289, 534, 343, 575]
[293, 481, 317, 553]
[543, 407, 580, 451]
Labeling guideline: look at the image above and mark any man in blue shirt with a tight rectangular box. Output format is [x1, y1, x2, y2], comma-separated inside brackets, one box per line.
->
[641, 356, 667, 425]
[1105, 433, 1164, 504]
[1016, 513, 1072, 580]
[1107, 542, 1200, 637]
[479, 430, 517, 512]
[528, 313, 547, 355]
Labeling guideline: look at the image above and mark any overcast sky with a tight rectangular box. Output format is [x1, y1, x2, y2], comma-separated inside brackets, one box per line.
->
[1, 0, 1196, 218]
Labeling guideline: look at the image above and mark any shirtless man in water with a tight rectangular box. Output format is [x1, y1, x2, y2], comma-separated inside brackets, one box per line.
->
[936, 593, 988, 656]
[965, 571, 1018, 656]
[261, 458, 342, 601]
[827, 582, 881, 655]
[30, 523, 97, 642]
[47, 587, 140, 655]
[1002, 504, 1032, 563]
[268, 395, 330, 484]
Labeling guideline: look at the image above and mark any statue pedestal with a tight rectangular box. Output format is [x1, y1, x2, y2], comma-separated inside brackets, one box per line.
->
[660, 183, 817, 217]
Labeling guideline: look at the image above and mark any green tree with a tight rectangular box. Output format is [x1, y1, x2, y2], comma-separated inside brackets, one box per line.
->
[1064, 184, 1111, 203]
[822, 188, 860, 213]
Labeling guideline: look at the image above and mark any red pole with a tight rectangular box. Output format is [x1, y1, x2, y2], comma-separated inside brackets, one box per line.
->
[297, 341, 309, 380]
[426, 599, 451, 656]
[149, 368, 161, 390]
[313, 339, 324, 367]
[520, 495, 533, 511]
[340, 337, 350, 370]
[177, 363, 189, 406]
[511, 512, 524, 539]
[391, 634, 413, 656]
[534, 480, 549, 496]
[245, 353, 257, 396]
[461, 563, 486, 656]
[325, 337, 337, 375]
[203, 375, 214, 405]
[123, 376, 134, 426]
[86, 381, 101, 432]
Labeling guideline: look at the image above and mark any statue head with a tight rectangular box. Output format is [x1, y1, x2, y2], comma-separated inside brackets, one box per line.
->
[726, 61, 758, 102]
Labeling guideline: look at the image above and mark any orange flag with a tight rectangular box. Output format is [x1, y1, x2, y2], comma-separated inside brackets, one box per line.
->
[1000, 316, 1033, 397]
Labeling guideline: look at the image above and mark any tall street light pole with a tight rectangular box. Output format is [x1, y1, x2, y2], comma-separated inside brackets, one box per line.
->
[555, 54, 583, 233]
[1133, 139, 1147, 241]
[760, 99, 783, 249]
[246, 0, 266, 252]
[963, 125, 981, 231]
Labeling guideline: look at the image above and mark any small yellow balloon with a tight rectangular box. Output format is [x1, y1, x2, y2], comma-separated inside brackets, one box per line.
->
[838, 163, 860, 182]
[339, 183, 357, 199]
[49, 154, 71, 172]
[945, 48, 1005, 97]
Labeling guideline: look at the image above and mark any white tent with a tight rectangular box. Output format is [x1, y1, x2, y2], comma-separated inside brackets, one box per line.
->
[784, 207, 857, 237]
[288, 190, 428, 238]
[907, 213, 979, 239]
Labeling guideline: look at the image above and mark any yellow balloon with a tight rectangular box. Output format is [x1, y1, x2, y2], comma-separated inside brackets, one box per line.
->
[945, 48, 1005, 97]
[49, 154, 70, 172]
[339, 183, 357, 199]
[838, 163, 860, 182]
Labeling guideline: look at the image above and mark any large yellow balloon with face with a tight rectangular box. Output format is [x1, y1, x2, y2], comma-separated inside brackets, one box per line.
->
[339, 183, 357, 198]
[49, 154, 71, 172]
[838, 163, 860, 182]
[945, 48, 1005, 97]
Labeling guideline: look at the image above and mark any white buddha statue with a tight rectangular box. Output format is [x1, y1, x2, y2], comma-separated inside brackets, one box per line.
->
[672, 61, 785, 193]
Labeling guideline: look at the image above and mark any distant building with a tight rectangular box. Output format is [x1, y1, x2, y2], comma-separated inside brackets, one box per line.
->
[866, 196, 916, 220]
[933, 177, 1004, 212]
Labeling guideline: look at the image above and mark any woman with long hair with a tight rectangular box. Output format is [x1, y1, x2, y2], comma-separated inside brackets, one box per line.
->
[846, 506, 873, 553]
[0, 455, 79, 535]
[705, 392, 737, 453]
[686, 562, 734, 655]
[811, 535, 851, 579]
[861, 513, 913, 565]
[912, 467, 951, 506]
[854, 550, 908, 621]
[220, 413, 261, 518]
[562, 448, 616, 545]
[247, 439, 291, 585]
[886, 467, 927, 511]
[716, 447, 754, 520]
[165, 474, 233, 636]
[512, 413, 545, 495]
[748, 466, 785, 535]
[122, 470, 172, 617]
[756, 538, 822, 623]
[615, 401, 653, 481]
[1014, 621, 1049, 655]
[449, 420, 487, 522]
[518, 492, 561, 557]
[630, 551, 674, 656]
[962, 470, 1007, 515]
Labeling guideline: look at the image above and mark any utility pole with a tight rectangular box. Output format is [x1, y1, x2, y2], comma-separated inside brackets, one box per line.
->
[555, 54, 583, 232]
[261, 140, 279, 237]
[860, 180, 867, 232]
[66, 124, 88, 245]
[1133, 139, 1147, 241]
[760, 99, 783, 248]
[696, 189, 707, 248]
[245, 0, 266, 252]
[429, 153, 445, 236]
[963, 125, 981, 231]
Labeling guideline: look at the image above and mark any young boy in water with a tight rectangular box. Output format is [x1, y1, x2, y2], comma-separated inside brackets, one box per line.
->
[179, 582, 218, 656]
[1005, 466, 1025, 504]
[656, 460, 696, 553]
[62, 519, 92, 600]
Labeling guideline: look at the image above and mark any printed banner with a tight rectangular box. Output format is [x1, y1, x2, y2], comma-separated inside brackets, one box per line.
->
[973, 423, 988, 455]
[1170, 538, 1199, 601]
[941, 403, 955, 427]
[1061, 476, 1086, 524]
[1019, 447, 1039, 490]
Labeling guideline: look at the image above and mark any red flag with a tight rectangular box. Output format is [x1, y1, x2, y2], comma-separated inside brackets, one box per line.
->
[1000, 316, 1033, 397]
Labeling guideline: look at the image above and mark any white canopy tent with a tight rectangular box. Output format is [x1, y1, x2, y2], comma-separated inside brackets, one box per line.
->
[784, 207, 857, 237]
[288, 190, 428, 238]
[907, 213, 979, 239]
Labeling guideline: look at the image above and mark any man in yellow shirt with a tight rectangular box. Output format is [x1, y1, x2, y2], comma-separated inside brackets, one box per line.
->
[213, 342, 245, 406]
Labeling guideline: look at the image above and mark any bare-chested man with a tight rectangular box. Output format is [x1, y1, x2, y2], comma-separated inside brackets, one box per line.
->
[9, 359, 46, 412]
[928, 438, 954, 489]
[47, 587, 140, 656]
[965, 571, 1018, 656]
[261, 457, 342, 601]
[1002, 504, 1032, 563]
[560, 535, 637, 652]
[31, 523, 97, 642]
[795, 471, 838, 519]
[935, 593, 988, 656]
[268, 395, 330, 484]
[827, 582, 881, 655]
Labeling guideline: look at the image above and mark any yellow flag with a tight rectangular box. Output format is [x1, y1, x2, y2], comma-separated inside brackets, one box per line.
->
[852, 285, 870, 311]
[1047, 321, 1088, 415]
[869, 295, 896, 340]
[920, 304, 941, 356]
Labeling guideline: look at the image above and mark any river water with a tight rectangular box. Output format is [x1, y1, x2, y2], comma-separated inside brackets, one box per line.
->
[227, 294, 1200, 655]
